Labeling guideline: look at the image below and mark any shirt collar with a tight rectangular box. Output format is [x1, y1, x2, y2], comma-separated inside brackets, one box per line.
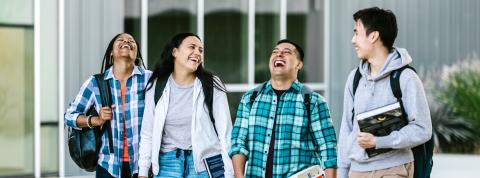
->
[264, 79, 303, 94]
[104, 65, 144, 80]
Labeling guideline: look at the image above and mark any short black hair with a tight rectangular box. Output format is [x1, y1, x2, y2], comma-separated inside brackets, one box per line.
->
[276, 39, 304, 61]
[353, 7, 398, 51]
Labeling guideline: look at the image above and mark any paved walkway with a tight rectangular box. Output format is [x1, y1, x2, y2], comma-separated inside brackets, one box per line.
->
[63, 154, 480, 178]
[430, 153, 480, 178]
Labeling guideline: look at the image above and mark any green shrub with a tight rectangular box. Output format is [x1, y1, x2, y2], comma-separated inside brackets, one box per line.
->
[436, 59, 480, 128]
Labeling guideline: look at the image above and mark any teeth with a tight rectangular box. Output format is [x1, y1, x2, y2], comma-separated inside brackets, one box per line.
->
[274, 60, 286, 67]
[121, 44, 130, 49]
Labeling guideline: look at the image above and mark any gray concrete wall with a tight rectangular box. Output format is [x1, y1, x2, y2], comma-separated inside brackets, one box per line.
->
[328, 0, 480, 131]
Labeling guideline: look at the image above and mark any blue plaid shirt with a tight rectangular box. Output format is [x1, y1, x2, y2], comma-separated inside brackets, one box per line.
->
[65, 66, 151, 177]
[229, 80, 337, 177]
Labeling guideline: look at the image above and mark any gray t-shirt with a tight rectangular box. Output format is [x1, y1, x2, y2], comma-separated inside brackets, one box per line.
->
[160, 76, 194, 152]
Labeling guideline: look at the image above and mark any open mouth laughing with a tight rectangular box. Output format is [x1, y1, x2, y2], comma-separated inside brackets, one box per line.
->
[120, 44, 132, 50]
[273, 59, 286, 68]
[188, 56, 201, 64]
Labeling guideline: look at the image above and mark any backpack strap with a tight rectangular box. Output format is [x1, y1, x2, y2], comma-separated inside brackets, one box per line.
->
[154, 75, 169, 106]
[351, 67, 362, 124]
[203, 78, 217, 136]
[93, 73, 114, 153]
[303, 86, 313, 122]
[352, 67, 362, 96]
[389, 66, 434, 178]
[249, 82, 267, 107]
[389, 65, 416, 119]
[302, 85, 317, 150]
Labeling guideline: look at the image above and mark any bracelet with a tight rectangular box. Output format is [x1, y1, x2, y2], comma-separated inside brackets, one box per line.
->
[86, 115, 94, 128]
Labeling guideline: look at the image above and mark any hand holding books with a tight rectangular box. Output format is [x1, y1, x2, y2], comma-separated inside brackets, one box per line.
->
[356, 102, 407, 157]
[357, 132, 376, 149]
[288, 165, 325, 178]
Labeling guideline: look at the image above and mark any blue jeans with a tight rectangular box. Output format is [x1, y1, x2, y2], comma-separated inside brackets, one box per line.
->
[155, 149, 208, 178]
[96, 162, 137, 178]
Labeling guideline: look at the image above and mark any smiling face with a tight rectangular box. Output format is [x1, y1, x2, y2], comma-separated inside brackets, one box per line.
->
[269, 42, 303, 79]
[111, 33, 138, 63]
[172, 36, 204, 73]
[352, 20, 374, 60]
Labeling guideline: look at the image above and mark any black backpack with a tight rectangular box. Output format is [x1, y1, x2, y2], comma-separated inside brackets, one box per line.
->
[249, 83, 318, 149]
[153, 75, 218, 135]
[352, 65, 434, 178]
[67, 73, 114, 171]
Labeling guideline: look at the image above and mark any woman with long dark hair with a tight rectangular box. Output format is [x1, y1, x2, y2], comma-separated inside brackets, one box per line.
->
[65, 33, 151, 178]
[138, 33, 233, 178]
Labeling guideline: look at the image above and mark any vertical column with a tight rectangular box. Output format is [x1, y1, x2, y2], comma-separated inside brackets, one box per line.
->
[58, 0, 65, 176]
[248, 0, 255, 85]
[141, 0, 148, 67]
[197, 0, 204, 41]
[280, 0, 287, 39]
[324, 0, 330, 101]
[34, 0, 41, 177]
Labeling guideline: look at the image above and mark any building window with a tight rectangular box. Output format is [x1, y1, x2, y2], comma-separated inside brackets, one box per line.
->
[0, 0, 34, 176]
[138, 0, 326, 120]
[205, 0, 249, 84]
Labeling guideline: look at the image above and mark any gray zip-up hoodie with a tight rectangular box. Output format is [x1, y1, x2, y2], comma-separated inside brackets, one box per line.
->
[337, 48, 432, 178]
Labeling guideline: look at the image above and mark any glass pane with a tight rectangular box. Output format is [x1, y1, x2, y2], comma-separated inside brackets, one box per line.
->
[0, 27, 34, 177]
[40, 0, 59, 123]
[254, 0, 280, 83]
[147, 0, 197, 69]
[287, 0, 324, 83]
[0, 0, 33, 25]
[227, 92, 246, 123]
[205, 0, 248, 83]
[39, 0, 59, 175]
[124, 0, 142, 44]
[41, 126, 58, 174]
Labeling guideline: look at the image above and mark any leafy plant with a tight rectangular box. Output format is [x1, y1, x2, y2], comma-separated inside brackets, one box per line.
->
[419, 58, 480, 153]
[430, 104, 476, 153]
[435, 59, 480, 129]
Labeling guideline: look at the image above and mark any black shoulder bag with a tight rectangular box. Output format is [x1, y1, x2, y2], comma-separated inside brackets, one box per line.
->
[67, 73, 114, 172]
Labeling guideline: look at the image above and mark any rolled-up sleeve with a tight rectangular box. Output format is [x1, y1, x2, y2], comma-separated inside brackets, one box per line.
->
[229, 92, 252, 158]
[64, 76, 95, 130]
[311, 96, 337, 169]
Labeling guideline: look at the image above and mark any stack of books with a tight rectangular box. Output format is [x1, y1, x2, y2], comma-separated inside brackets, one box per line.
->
[356, 102, 407, 157]
[289, 165, 324, 178]
[203, 154, 225, 178]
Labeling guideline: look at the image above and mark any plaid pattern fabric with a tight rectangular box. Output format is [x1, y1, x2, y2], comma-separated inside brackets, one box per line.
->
[65, 66, 151, 177]
[229, 80, 337, 177]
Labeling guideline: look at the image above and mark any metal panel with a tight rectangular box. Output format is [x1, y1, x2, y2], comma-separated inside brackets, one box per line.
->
[63, 0, 123, 176]
[329, 0, 480, 130]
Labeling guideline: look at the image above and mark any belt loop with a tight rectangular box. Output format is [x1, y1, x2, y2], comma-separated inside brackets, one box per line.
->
[175, 148, 181, 158]
[183, 149, 188, 177]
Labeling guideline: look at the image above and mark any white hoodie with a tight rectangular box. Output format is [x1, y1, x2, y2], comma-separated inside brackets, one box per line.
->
[138, 76, 234, 177]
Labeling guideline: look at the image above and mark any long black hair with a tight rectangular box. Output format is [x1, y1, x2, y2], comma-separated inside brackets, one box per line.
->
[146, 32, 227, 96]
[101, 33, 145, 73]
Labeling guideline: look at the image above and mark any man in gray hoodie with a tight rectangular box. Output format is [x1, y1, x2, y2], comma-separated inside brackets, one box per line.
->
[337, 7, 432, 178]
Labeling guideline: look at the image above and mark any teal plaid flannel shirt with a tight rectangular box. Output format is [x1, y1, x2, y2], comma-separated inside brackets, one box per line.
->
[229, 80, 337, 177]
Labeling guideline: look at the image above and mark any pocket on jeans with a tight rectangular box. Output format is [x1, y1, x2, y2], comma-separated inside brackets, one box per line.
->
[379, 164, 409, 178]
